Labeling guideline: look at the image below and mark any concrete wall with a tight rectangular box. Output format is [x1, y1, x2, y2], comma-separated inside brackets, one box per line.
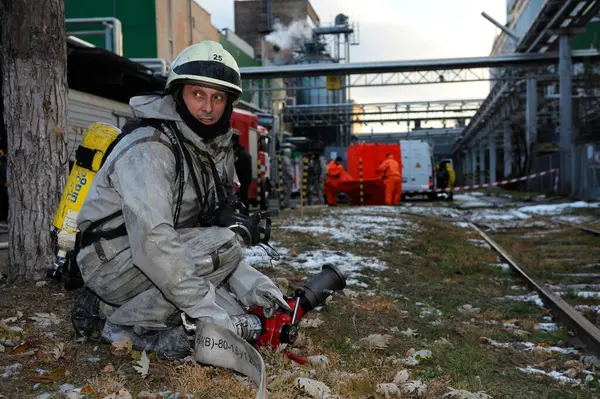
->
[156, 0, 219, 63]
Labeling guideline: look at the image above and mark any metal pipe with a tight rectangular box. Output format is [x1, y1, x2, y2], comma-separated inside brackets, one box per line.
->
[471, 148, 478, 185]
[479, 141, 486, 185]
[526, 73, 538, 165]
[267, 0, 273, 31]
[503, 121, 512, 178]
[66, 17, 123, 56]
[489, 132, 497, 184]
[559, 34, 573, 193]
[481, 11, 521, 42]
[240, 49, 600, 79]
[131, 58, 169, 73]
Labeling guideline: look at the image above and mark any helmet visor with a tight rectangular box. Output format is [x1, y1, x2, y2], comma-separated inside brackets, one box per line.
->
[173, 60, 242, 92]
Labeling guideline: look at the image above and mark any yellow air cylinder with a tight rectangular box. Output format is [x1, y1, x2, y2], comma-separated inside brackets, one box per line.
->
[52, 122, 120, 254]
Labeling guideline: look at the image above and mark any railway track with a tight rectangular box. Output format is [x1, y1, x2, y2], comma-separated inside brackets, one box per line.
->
[582, 226, 600, 236]
[471, 221, 600, 356]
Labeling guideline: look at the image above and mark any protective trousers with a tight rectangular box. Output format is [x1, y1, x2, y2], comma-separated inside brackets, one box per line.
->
[324, 178, 339, 205]
[384, 176, 402, 205]
[312, 178, 324, 205]
[282, 178, 292, 208]
[78, 227, 251, 334]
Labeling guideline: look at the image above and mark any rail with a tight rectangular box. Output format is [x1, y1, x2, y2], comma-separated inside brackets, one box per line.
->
[470, 223, 600, 357]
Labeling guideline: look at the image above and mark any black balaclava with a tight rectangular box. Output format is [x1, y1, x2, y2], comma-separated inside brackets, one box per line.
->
[174, 86, 234, 141]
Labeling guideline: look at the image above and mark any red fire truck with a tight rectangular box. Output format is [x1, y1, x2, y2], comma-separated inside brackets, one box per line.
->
[230, 109, 271, 209]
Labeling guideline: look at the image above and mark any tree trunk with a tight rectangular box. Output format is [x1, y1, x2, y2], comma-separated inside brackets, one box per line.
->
[0, 0, 69, 281]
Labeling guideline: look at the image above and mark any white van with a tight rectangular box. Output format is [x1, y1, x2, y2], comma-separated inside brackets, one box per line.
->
[400, 140, 436, 200]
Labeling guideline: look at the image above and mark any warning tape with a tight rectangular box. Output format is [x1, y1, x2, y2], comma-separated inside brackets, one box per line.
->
[404, 168, 560, 194]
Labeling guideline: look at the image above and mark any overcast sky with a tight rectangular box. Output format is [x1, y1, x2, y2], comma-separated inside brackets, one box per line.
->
[197, 0, 507, 131]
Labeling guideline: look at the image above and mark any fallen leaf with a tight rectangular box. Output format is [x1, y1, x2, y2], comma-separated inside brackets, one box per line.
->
[133, 350, 150, 378]
[80, 385, 94, 394]
[299, 318, 323, 328]
[414, 349, 432, 360]
[111, 337, 132, 353]
[102, 363, 115, 373]
[402, 380, 428, 397]
[307, 355, 329, 366]
[512, 329, 530, 339]
[30, 313, 60, 327]
[392, 369, 410, 385]
[294, 377, 331, 398]
[377, 382, 401, 397]
[442, 387, 493, 399]
[137, 392, 160, 399]
[12, 341, 32, 354]
[35, 281, 47, 288]
[358, 334, 392, 349]
[400, 328, 418, 338]
[104, 388, 133, 399]
[128, 349, 142, 361]
[30, 368, 66, 383]
[37, 351, 53, 361]
[53, 343, 65, 360]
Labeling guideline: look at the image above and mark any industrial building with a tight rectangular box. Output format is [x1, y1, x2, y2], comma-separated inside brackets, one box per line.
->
[64, 0, 263, 106]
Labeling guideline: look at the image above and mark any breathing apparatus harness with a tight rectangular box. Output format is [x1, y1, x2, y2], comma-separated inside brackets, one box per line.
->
[79, 119, 273, 251]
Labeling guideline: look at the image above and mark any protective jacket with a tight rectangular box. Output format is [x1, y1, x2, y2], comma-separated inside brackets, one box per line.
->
[377, 156, 402, 205]
[377, 156, 401, 178]
[76, 94, 282, 334]
[325, 161, 345, 205]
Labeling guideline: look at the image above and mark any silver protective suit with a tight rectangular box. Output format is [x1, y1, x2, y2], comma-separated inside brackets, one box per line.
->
[76, 94, 285, 336]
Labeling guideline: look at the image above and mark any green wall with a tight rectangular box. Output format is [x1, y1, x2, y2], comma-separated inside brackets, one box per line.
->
[65, 0, 158, 58]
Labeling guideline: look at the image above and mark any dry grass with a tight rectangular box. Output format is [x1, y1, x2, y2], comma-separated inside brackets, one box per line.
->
[2, 203, 600, 398]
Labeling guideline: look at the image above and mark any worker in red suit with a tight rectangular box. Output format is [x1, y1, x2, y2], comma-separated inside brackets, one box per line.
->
[377, 153, 402, 205]
[325, 156, 345, 206]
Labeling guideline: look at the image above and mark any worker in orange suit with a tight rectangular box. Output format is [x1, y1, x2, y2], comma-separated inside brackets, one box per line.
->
[325, 156, 345, 206]
[377, 153, 402, 205]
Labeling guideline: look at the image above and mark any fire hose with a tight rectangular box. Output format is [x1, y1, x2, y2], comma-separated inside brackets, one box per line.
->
[182, 264, 347, 399]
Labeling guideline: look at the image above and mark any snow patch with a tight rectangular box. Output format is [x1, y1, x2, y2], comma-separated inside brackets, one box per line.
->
[503, 293, 545, 307]
[285, 249, 386, 283]
[518, 366, 580, 385]
[280, 214, 414, 244]
[519, 201, 600, 216]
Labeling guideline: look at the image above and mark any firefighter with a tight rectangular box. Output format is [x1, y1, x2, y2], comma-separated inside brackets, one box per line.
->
[232, 133, 252, 209]
[377, 153, 402, 205]
[325, 156, 345, 206]
[437, 160, 455, 200]
[311, 153, 326, 205]
[72, 41, 289, 359]
[281, 148, 294, 209]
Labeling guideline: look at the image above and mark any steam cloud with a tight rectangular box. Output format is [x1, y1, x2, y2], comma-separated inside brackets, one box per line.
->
[265, 20, 312, 51]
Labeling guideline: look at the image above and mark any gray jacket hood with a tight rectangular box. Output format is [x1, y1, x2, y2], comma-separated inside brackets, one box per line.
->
[129, 94, 233, 154]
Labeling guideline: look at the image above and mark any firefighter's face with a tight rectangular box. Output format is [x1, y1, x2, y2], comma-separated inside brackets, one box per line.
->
[182, 85, 228, 125]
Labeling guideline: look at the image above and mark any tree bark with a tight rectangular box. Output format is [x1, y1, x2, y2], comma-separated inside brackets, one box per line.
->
[0, 0, 69, 281]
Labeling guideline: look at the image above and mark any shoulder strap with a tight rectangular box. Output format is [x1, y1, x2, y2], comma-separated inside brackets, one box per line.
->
[83, 119, 186, 244]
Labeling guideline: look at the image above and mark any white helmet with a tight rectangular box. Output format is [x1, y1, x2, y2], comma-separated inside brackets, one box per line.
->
[166, 41, 242, 101]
